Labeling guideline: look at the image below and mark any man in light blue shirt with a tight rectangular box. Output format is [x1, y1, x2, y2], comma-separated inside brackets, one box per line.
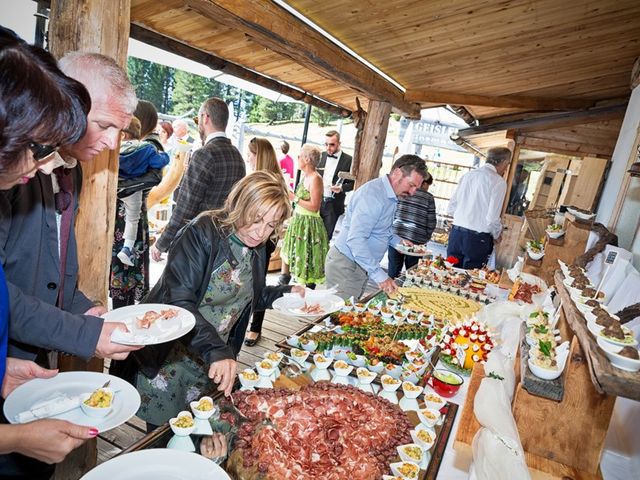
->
[326, 155, 427, 299]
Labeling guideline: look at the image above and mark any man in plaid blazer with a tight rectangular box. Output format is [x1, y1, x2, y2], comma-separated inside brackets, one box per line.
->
[151, 98, 245, 260]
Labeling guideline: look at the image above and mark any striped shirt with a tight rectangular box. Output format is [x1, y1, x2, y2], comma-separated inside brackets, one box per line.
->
[392, 189, 437, 244]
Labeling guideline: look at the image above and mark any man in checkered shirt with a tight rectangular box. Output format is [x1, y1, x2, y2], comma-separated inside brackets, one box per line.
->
[151, 98, 245, 261]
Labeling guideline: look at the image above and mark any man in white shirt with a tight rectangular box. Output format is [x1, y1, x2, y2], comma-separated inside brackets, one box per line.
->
[446, 147, 511, 269]
[317, 130, 353, 239]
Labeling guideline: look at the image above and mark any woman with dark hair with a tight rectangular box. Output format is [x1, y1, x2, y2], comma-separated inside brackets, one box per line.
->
[110, 101, 168, 305]
[0, 26, 100, 468]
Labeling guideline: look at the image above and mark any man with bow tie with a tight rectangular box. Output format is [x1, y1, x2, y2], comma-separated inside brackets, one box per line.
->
[317, 130, 354, 240]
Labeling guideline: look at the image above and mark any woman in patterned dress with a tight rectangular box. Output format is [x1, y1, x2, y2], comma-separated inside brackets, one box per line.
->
[281, 145, 329, 287]
[131, 171, 302, 427]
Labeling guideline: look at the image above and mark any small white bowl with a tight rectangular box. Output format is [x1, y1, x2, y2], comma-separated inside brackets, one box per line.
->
[597, 337, 640, 372]
[286, 335, 300, 347]
[353, 303, 367, 313]
[313, 353, 333, 370]
[238, 369, 260, 388]
[410, 424, 436, 450]
[389, 461, 420, 479]
[400, 371, 419, 384]
[418, 408, 441, 427]
[80, 388, 114, 418]
[290, 348, 310, 365]
[169, 411, 196, 436]
[423, 390, 445, 411]
[546, 229, 565, 239]
[528, 357, 563, 380]
[264, 351, 284, 364]
[397, 443, 425, 464]
[366, 359, 385, 374]
[347, 353, 367, 367]
[380, 307, 394, 319]
[527, 249, 545, 260]
[333, 360, 353, 376]
[255, 359, 276, 377]
[190, 396, 216, 420]
[384, 363, 403, 379]
[402, 381, 423, 399]
[300, 339, 317, 352]
[356, 367, 377, 384]
[380, 374, 402, 392]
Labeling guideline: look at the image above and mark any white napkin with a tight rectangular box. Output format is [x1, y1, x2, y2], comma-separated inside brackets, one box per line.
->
[474, 377, 522, 450]
[471, 428, 531, 480]
[16, 392, 84, 423]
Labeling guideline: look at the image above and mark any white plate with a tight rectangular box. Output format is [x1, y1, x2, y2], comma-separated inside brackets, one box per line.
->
[103, 303, 196, 346]
[80, 449, 230, 480]
[272, 294, 344, 317]
[395, 244, 430, 257]
[4, 372, 140, 433]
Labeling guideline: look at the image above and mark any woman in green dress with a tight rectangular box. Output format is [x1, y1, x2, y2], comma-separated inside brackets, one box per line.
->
[131, 171, 303, 427]
[281, 145, 329, 287]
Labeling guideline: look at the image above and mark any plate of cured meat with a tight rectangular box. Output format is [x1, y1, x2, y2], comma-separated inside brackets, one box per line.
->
[227, 383, 413, 480]
[272, 292, 344, 318]
[104, 303, 196, 345]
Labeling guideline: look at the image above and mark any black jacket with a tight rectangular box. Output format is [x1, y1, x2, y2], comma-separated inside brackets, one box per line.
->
[318, 151, 354, 216]
[133, 214, 290, 378]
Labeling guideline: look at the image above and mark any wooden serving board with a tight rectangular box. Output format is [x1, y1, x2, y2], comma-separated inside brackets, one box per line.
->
[453, 364, 607, 480]
[555, 271, 640, 400]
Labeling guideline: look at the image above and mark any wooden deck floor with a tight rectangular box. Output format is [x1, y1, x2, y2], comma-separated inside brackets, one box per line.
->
[93, 308, 322, 463]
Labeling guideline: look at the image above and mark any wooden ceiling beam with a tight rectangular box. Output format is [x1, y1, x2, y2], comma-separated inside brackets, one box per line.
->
[404, 89, 596, 111]
[129, 24, 352, 117]
[515, 135, 614, 159]
[184, 0, 421, 118]
[457, 104, 628, 136]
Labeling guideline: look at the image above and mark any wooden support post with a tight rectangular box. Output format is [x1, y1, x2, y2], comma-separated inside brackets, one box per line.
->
[501, 143, 520, 215]
[48, 0, 131, 476]
[354, 100, 391, 189]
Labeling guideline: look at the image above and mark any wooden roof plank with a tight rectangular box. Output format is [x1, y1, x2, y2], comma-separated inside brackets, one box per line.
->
[183, 0, 420, 117]
[404, 90, 595, 110]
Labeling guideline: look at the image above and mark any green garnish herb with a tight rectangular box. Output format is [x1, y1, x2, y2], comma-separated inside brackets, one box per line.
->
[488, 372, 504, 381]
[534, 324, 549, 334]
[538, 340, 552, 357]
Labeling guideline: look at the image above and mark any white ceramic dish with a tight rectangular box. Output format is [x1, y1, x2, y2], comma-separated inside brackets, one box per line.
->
[527, 248, 545, 261]
[238, 369, 259, 388]
[333, 360, 354, 377]
[80, 388, 114, 418]
[397, 443, 425, 464]
[255, 359, 276, 377]
[423, 390, 445, 411]
[169, 411, 196, 436]
[4, 372, 139, 433]
[104, 303, 196, 346]
[389, 461, 420, 479]
[410, 424, 436, 450]
[417, 408, 441, 427]
[380, 374, 402, 392]
[597, 326, 638, 348]
[313, 354, 333, 369]
[79, 449, 230, 480]
[597, 337, 640, 372]
[290, 348, 311, 365]
[546, 228, 565, 239]
[272, 293, 345, 317]
[189, 396, 216, 420]
[401, 381, 423, 399]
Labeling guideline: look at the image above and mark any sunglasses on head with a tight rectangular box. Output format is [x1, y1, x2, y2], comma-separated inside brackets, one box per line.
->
[192, 115, 199, 126]
[28, 142, 59, 161]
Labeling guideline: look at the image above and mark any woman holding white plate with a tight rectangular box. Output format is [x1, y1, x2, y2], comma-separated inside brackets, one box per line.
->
[132, 171, 303, 428]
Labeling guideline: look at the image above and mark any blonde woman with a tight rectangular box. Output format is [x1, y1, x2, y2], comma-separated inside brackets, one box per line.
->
[281, 144, 329, 287]
[132, 171, 303, 427]
[244, 137, 287, 346]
